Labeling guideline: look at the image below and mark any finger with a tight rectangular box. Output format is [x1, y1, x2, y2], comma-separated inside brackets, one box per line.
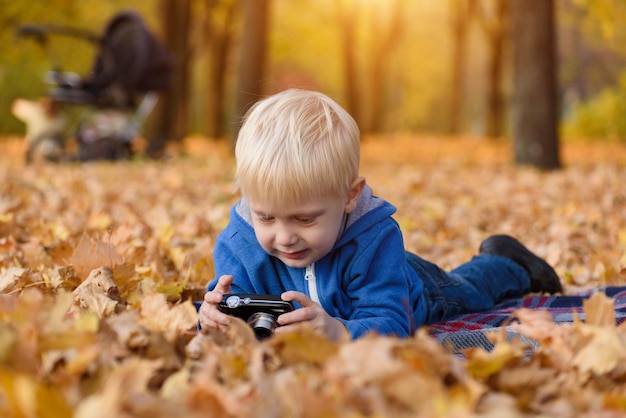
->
[200, 317, 230, 335]
[214, 275, 234, 293]
[199, 316, 216, 331]
[203, 290, 224, 304]
[198, 302, 213, 325]
[274, 323, 301, 335]
[199, 300, 231, 327]
[198, 308, 211, 331]
[278, 306, 311, 325]
[281, 290, 311, 306]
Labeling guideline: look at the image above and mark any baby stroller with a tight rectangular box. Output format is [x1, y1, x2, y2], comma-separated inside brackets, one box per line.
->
[16, 10, 174, 162]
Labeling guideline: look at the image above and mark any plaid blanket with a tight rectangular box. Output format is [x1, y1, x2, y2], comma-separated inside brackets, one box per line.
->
[428, 286, 626, 353]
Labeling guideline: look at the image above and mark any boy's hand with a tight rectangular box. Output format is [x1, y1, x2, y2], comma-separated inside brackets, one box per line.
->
[277, 291, 349, 341]
[198, 275, 234, 332]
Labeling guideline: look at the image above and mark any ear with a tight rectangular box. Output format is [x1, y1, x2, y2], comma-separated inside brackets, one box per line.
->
[344, 176, 366, 213]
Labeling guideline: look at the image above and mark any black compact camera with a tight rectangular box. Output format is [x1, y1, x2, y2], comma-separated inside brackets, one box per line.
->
[218, 294, 295, 340]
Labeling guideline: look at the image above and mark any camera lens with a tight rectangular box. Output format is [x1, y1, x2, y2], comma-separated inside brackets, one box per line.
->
[247, 312, 278, 340]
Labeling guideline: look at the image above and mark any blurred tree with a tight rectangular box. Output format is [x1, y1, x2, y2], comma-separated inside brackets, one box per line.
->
[447, 0, 472, 135]
[147, 0, 191, 158]
[202, 0, 239, 139]
[338, 0, 360, 128]
[233, 0, 270, 142]
[473, 0, 509, 139]
[383, 2, 451, 133]
[4, 0, 626, 142]
[365, 0, 405, 134]
[510, 0, 560, 168]
[559, 0, 626, 139]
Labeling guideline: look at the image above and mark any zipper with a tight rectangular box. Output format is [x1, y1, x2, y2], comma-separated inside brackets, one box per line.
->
[305, 263, 320, 304]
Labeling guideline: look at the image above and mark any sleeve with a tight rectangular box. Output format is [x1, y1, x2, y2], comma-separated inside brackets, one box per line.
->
[208, 225, 288, 295]
[337, 223, 419, 339]
[207, 230, 257, 294]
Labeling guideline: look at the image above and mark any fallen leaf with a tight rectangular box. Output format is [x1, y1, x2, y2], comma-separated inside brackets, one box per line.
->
[583, 290, 615, 326]
[71, 267, 122, 317]
[572, 325, 626, 375]
[0, 369, 73, 418]
[137, 293, 199, 341]
[0, 267, 29, 293]
[464, 343, 522, 380]
[70, 233, 123, 280]
[266, 326, 339, 368]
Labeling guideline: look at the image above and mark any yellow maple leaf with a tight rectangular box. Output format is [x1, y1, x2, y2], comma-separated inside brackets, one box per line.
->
[464, 343, 522, 380]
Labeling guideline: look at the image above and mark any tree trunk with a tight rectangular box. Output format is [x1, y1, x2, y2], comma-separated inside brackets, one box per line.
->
[366, 0, 404, 134]
[448, 0, 470, 135]
[148, 0, 191, 158]
[233, 0, 270, 143]
[509, 0, 560, 169]
[484, 0, 508, 139]
[339, 0, 360, 129]
[204, 0, 238, 139]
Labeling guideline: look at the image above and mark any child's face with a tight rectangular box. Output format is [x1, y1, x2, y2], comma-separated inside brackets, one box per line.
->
[247, 193, 352, 268]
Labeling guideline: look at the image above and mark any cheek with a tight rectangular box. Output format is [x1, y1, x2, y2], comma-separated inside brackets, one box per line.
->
[308, 221, 342, 250]
[252, 224, 272, 247]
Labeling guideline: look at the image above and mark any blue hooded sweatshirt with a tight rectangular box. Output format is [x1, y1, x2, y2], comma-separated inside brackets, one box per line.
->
[207, 184, 428, 339]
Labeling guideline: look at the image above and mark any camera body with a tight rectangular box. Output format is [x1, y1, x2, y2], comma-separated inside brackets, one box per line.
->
[218, 294, 294, 340]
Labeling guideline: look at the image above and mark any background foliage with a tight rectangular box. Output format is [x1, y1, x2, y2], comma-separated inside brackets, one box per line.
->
[2, 0, 626, 140]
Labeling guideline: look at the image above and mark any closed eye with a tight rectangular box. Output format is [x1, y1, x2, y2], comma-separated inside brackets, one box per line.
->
[294, 216, 314, 224]
[258, 214, 274, 223]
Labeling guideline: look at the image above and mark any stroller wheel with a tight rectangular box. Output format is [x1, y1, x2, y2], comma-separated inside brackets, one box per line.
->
[78, 136, 132, 161]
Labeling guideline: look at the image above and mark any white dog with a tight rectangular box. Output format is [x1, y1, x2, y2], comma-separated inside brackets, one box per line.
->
[11, 97, 67, 163]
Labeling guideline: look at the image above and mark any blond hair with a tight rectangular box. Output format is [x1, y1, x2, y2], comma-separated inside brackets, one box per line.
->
[235, 89, 360, 206]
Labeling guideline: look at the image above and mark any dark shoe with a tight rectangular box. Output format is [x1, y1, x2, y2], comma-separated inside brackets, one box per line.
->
[479, 234, 563, 294]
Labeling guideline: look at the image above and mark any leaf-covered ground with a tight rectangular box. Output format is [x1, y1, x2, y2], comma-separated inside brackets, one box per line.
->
[1, 135, 626, 417]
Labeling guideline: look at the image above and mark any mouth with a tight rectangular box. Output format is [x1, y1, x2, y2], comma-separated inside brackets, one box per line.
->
[281, 250, 308, 260]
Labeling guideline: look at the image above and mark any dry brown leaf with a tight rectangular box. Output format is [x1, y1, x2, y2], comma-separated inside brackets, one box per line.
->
[476, 392, 526, 418]
[199, 314, 258, 348]
[71, 267, 122, 317]
[6, 289, 47, 375]
[583, 290, 616, 327]
[73, 358, 180, 418]
[330, 335, 406, 385]
[266, 326, 339, 368]
[572, 325, 626, 376]
[70, 232, 123, 280]
[47, 240, 75, 266]
[510, 308, 559, 343]
[0, 323, 17, 365]
[0, 267, 29, 293]
[104, 310, 151, 350]
[185, 374, 234, 417]
[137, 293, 199, 341]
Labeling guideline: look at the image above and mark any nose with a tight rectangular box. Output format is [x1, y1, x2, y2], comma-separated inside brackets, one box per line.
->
[274, 223, 297, 247]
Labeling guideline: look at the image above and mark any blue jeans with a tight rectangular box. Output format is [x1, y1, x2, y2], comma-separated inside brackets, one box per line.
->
[406, 252, 531, 324]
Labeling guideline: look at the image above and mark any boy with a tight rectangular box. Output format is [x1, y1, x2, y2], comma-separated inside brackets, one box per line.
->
[198, 89, 562, 341]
